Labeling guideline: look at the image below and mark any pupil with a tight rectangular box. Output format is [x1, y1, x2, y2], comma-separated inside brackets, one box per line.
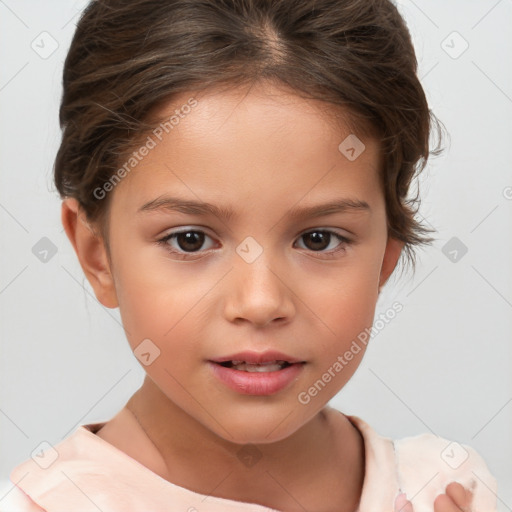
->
[178, 231, 204, 252]
[305, 231, 329, 251]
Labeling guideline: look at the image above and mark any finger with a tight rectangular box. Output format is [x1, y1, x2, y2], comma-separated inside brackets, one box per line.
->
[434, 493, 467, 512]
[445, 482, 472, 510]
[394, 492, 414, 512]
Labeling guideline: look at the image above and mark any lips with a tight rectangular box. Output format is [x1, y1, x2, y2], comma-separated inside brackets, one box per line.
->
[208, 350, 306, 394]
[209, 350, 304, 365]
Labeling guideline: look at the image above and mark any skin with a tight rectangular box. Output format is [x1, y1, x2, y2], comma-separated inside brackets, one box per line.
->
[61, 81, 471, 512]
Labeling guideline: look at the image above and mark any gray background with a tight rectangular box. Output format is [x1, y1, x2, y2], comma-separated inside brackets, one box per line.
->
[1, 0, 511, 509]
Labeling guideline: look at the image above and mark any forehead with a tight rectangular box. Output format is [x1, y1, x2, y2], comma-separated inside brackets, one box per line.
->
[147, 81, 376, 146]
[110, 81, 383, 215]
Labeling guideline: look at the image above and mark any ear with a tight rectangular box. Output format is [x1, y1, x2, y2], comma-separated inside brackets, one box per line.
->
[61, 198, 118, 308]
[378, 236, 405, 291]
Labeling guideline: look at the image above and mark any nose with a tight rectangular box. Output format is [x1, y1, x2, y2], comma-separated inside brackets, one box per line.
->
[223, 250, 295, 327]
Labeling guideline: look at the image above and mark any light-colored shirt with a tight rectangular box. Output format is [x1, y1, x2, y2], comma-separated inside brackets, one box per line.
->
[1, 413, 498, 511]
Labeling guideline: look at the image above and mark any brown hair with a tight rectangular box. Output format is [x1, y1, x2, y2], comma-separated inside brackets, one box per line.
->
[54, 0, 445, 275]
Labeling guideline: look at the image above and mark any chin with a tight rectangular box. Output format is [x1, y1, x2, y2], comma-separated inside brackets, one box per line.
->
[206, 404, 310, 446]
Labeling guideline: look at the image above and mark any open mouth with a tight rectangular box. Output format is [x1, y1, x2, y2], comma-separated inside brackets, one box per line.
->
[215, 360, 293, 372]
[208, 358, 306, 395]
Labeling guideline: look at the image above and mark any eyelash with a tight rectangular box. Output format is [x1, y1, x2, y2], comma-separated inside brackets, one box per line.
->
[156, 228, 352, 260]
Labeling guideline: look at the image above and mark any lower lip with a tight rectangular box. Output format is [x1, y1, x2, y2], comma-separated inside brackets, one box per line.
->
[208, 361, 305, 395]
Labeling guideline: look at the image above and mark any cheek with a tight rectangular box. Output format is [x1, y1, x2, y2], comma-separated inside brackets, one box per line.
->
[311, 251, 381, 315]
[112, 247, 216, 352]
[303, 254, 381, 358]
[312, 286, 377, 359]
[306, 283, 377, 396]
[114, 266, 207, 395]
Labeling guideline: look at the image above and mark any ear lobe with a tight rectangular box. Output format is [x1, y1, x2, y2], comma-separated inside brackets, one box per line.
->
[379, 236, 405, 290]
[61, 198, 118, 309]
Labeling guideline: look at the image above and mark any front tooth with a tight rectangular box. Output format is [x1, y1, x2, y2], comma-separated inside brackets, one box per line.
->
[232, 362, 283, 372]
[229, 360, 279, 366]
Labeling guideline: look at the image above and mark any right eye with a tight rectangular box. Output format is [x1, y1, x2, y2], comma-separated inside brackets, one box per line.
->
[156, 228, 216, 258]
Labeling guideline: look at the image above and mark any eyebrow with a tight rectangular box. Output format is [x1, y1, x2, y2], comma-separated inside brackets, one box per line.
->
[137, 195, 371, 221]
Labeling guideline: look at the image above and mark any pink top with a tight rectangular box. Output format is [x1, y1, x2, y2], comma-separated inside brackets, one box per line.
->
[3, 414, 498, 512]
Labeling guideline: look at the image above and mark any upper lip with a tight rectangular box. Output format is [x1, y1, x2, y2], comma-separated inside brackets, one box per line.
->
[210, 350, 305, 364]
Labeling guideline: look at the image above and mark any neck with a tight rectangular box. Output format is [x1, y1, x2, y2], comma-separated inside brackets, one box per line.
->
[125, 377, 364, 512]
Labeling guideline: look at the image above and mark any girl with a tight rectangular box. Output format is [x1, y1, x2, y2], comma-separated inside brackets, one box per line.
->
[5, 0, 498, 510]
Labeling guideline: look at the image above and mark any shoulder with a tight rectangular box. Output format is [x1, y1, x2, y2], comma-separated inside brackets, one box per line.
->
[5, 423, 112, 511]
[394, 432, 498, 511]
[345, 414, 498, 512]
[0, 480, 45, 512]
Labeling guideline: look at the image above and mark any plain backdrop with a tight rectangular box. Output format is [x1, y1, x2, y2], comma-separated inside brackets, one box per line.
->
[1, 0, 511, 509]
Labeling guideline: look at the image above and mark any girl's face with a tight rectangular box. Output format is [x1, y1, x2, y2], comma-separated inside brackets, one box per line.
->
[97, 82, 402, 444]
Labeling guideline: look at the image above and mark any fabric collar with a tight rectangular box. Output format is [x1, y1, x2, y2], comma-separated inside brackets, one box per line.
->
[10, 413, 400, 511]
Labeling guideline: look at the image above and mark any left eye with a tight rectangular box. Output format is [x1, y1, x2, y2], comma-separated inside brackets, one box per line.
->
[294, 229, 349, 253]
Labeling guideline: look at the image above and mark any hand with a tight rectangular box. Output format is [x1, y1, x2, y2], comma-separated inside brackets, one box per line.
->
[394, 482, 474, 512]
